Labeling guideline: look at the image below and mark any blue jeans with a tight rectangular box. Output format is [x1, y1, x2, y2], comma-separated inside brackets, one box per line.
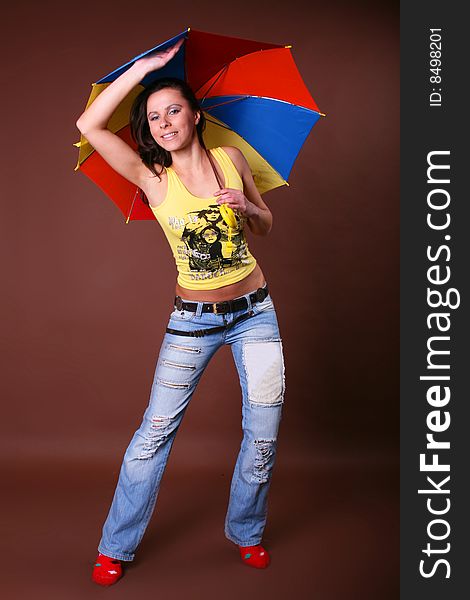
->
[97, 288, 285, 561]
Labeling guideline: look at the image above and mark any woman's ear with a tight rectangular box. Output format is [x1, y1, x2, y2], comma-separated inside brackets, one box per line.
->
[195, 111, 201, 125]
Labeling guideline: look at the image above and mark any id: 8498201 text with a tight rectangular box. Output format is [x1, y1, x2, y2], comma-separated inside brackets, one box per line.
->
[429, 28, 442, 108]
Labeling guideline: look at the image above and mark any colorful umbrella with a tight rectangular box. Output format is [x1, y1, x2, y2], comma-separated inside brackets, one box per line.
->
[75, 28, 324, 222]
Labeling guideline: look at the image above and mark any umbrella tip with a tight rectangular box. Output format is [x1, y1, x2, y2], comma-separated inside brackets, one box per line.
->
[187, 26, 191, 32]
[319, 112, 327, 117]
[285, 44, 292, 48]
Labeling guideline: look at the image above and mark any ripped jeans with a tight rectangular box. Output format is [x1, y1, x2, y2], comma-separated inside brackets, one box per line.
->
[97, 289, 285, 561]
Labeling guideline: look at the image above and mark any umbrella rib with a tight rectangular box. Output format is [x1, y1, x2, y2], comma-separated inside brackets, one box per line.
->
[245, 95, 324, 115]
[201, 96, 250, 110]
[198, 63, 229, 102]
[204, 116, 235, 131]
[126, 186, 140, 223]
[202, 94, 323, 116]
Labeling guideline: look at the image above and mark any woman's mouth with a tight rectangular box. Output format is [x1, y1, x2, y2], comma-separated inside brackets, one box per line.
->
[161, 132, 178, 140]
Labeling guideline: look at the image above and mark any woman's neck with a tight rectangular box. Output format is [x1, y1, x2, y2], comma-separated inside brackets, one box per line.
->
[170, 140, 207, 177]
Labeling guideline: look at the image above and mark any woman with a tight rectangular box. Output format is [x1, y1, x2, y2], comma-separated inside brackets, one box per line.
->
[76, 38, 286, 587]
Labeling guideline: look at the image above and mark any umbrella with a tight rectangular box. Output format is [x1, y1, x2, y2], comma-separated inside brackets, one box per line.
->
[75, 28, 324, 222]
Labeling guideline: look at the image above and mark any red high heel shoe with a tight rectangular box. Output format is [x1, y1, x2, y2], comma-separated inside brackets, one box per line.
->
[239, 544, 271, 569]
[91, 553, 123, 586]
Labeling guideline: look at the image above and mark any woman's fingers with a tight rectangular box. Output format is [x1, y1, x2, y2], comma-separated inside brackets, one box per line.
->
[215, 189, 242, 202]
[216, 193, 243, 204]
[214, 188, 252, 215]
[217, 197, 248, 214]
[216, 196, 239, 207]
[139, 38, 184, 70]
[164, 39, 184, 60]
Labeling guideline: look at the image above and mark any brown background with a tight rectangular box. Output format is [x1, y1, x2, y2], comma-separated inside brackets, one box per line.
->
[1, 0, 399, 598]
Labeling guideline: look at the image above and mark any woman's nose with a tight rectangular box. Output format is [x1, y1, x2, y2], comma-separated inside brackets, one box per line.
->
[160, 116, 171, 128]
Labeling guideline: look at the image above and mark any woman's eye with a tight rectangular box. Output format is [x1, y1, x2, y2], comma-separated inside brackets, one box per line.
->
[169, 108, 180, 115]
[150, 115, 159, 121]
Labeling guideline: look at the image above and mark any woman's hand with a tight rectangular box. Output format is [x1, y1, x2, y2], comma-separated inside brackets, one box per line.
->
[76, 38, 184, 189]
[134, 38, 184, 75]
[216, 147, 273, 236]
[214, 188, 257, 218]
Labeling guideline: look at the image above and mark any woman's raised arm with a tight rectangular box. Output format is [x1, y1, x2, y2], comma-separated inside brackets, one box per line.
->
[76, 39, 184, 187]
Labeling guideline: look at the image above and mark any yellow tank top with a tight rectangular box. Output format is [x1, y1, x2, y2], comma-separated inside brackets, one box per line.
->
[149, 147, 258, 290]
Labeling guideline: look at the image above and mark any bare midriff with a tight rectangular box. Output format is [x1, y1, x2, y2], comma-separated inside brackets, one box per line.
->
[175, 264, 266, 302]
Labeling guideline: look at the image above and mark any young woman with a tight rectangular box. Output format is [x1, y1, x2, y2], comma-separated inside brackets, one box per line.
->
[76, 38, 286, 587]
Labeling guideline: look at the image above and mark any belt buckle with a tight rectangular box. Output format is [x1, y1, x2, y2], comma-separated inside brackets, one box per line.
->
[213, 301, 229, 315]
[256, 287, 266, 303]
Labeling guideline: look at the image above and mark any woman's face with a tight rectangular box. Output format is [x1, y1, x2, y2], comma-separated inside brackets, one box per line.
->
[205, 208, 220, 222]
[203, 229, 218, 244]
[147, 88, 199, 150]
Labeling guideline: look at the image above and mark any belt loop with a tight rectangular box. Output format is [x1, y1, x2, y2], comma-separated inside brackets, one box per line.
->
[246, 292, 253, 311]
[195, 301, 203, 317]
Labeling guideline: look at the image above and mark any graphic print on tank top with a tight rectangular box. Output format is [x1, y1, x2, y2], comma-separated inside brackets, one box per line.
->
[170, 204, 249, 278]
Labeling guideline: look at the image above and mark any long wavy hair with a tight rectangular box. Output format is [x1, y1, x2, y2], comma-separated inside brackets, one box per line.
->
[130, 77, 206, 204]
